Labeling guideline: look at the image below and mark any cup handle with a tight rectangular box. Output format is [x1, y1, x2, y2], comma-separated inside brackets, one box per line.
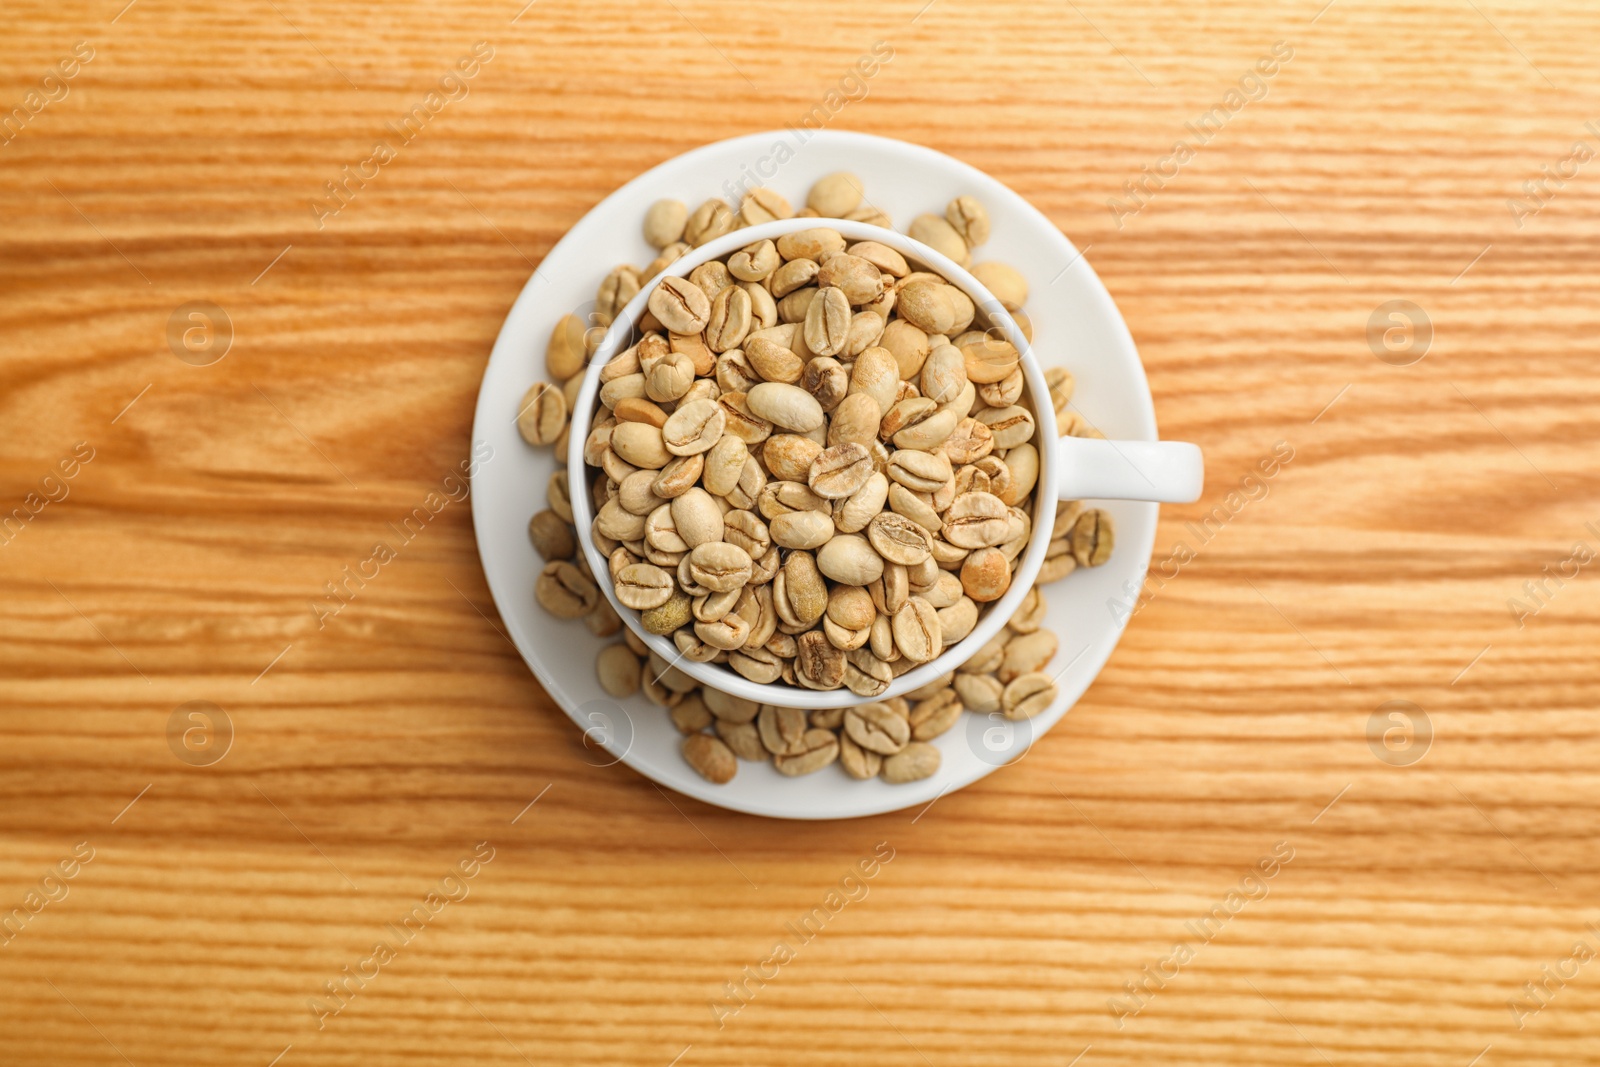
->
[1054, 437, 1204, 503]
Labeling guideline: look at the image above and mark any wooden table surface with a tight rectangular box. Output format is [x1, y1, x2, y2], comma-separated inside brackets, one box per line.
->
[4, 1, 1599, 1064]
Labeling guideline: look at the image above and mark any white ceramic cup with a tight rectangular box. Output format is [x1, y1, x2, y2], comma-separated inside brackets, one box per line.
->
[568, 218, 1202, 710]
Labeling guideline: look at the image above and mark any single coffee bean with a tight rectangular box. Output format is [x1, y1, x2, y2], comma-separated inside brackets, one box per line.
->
[833, 471, 889, 534]
[773, 728, 840, 776]
[684, 198, 734, 247]
[697, 690, 755, 725]
[1070, 509, 1115, 567]
[806, 172, 864, 216]
[683, 733, 738, 783]
[776, 227, 846, 262]
[942, 491, 1011, 548]
[688, 542, 754, 593]
[908, 213, 970, 266]
[614, 397, 669, 429]
[881, 741, 941, 783]
[640, 589, 692, 634]
[640, 453, 695, 500]
[643, 199, 688, 249]
[867, 512, 934, 566]
[945, 195, 990, 247]
[722, 509, 771, 560]
[599, 372, 646, 412]
[546, 313, 590, 380]
[528, 510, 574, 560]
[870, 561, 910, 616]
[764, 434, 823, 482]
[1000, 443, 1039, 505]
[694, 586, 740, 623]
[880, 396, 937, 441]
[960, 546, 1011, 602]
[596, 265, 641, 326]
[758, 480, 829, 520]
[977, 405, 1036, 449]
[644, 351, 694, 404]
[844, 310, 885, 357]
[795, 630, 847, 690]
[1000, 629, 1059, 683]
[1002, 672, 1057, 720]
[746, 382, 824, 432]
[896, 279, 957, 334]
[844, 703, 911, 755]
[953, 672, 1004, 714]
[849, 345, 900, 417]
[980, 368, 1025, 408]
[669, 692, 713, 733]
[808, 442, 874, 499]
[517, 383, 566, 446]
[921, 569, 963, 608]
[728, 645, 783, 684]
[887, 449, 952, 493]
[614, 563, 674, 610]
[535, 561, 599, 619]
[936, 596, 979, 645]
[971, 260, 1028, 311]
[800, 356, 849, 411]
[891, 597, 942, 663]
[746, 335, 805, 383]
[919, 344, 967, 405]
[828, 392, 883, 449]
[768, 258, 818, 299]
[740, 189, 793, 225]
[596, 498, 648, 542]
[839, 731, 882, 779]
[770, 509, 836, 551]
[757, 704, 810, 755]
[816, 533, 885, 586]
[892, 406, 957, 452]
[610, 422, 671, 469]
[910, 690, 962, 740]
[661, 398, 726, 457]
[706, 285, 753, 352]
[818, 254, 888, 305]
[879, 319, 930, 379]
[844, 647, 893, 697]
[648, 275, 712, 334]
[1007, 588, 1047, 635]
[547, 470, 572, 522]
[700, 434, 749, 497]
[596, 644, 642, 697]
[695, 611, 751, 651]
[943, 418, 994, 465]
[776, 551, 828, 627]
[1041, 534, 1078, 583]
[728, 238, 780, 281]
[802, 285, 852, 357]
[670, 487, 725, 548]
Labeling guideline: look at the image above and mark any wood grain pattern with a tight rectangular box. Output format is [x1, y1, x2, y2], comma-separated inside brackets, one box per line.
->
[4, 0, 1600, 1063]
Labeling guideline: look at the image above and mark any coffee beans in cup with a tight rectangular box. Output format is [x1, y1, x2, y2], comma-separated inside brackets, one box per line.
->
[519, 173, 1115, 785]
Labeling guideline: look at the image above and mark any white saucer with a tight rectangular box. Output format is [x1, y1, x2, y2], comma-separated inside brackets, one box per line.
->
[469, 130, 1160, 820]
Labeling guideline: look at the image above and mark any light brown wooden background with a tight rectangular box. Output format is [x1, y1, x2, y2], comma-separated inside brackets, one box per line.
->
[4, 0, 1599, 1064]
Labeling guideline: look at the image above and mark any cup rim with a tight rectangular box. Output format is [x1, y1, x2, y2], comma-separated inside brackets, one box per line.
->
[567, 217, 1059, 709]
